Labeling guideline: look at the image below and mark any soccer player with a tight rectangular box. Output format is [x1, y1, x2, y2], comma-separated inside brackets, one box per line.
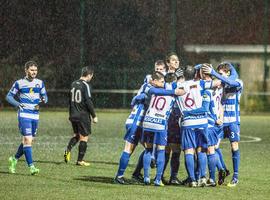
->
[165, 52, 180, 73]
[114, 71, 183, 184]
[175, 65, 214, 187]
[64, 66, 98, 166]
[144, 60, 167, 83]
[132, 60, 167, 181]
[161, 70, 184, 185]
[142, 72, 186, 186]
[202, 62, 243, 187]
[194, 63, 222, 187]
[6, 61, 48, 175]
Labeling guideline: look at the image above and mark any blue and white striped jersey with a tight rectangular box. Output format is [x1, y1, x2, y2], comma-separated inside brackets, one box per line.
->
[222, 79, 243, 125]
[176, 80, 210, 129]
[8, 78, 47, 120]
[143, 83, 175, 132]
[125, 83, 150, 128]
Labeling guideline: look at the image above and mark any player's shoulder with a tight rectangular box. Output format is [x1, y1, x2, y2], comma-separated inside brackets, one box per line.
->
[185, 80, 199, 88]
[33, 78, 45, 85]
[71, 79, 83, 86]
[16, 78, 26, 84]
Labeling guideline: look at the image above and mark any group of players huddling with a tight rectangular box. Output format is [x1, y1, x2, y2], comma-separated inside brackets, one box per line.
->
[114, 52, 243, 187]
[5, 55, 243, 188]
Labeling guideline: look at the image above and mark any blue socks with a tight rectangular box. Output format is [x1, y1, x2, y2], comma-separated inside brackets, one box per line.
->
[232, 149, 240, 179]
[143, 149, 152, 179]
[15, 143, 24, 160]
[215, 151, 224, 170]
[155, 149, 165, 182]
[197, 152, 207, 178]
[185, 154, 195, 181]
[207, 153, 216, 181]
[116, 151, 130, 177]
[23, 146, 33, 166]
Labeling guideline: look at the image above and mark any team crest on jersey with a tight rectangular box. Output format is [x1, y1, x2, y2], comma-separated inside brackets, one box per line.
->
[29, 88, 34, 94]
[35, 84, 40, 88]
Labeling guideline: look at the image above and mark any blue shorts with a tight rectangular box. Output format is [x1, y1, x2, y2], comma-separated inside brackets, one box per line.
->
[214, 125, 224, 139]
[223, 123, 240, 142]
[181, 128, 208, 150]
[124, 125, 142, 145]
[142, 130, 167, 146]
[208, 127, 218, 146]
[18, 117, 38, 136]
[167, 129, 181, 144]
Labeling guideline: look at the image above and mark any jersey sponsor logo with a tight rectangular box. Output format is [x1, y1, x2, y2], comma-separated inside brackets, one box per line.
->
[144, 116, 163, 124]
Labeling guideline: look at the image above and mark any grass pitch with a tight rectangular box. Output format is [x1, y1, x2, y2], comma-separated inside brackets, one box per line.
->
[0, 110, 269, 200]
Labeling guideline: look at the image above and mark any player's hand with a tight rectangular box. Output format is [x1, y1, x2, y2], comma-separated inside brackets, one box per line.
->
[40, 96, 48, 104]
[93, 117, 98, 123]
[202, 64, 213, 75]
[34, 105, 40, 111]
[40, 97, 45, 103]
[174, 88, 186, 96]
[175, 68, 184, 78]
[216, 119, 223, 125]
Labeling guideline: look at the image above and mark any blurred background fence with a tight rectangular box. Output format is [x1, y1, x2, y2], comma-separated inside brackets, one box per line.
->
[1, 0, 270, 112]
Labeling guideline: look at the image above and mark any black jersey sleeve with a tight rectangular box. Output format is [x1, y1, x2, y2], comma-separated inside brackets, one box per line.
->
[82, 81, 96, 118]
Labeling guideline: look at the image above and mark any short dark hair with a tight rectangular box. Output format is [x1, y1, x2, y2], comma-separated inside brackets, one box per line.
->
[155, 60, 165, 66]
[165, 52, 178, 63]
[81, 66, 94, 77]
[151, 71, 164, 81]
[25, 61, 38, 69]
[165, 73, 177, 83]
[184, 65, 196, 80]
[217, 63, 231, 73]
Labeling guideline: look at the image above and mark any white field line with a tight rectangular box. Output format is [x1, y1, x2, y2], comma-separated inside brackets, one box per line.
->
[220, 135, 262, 143]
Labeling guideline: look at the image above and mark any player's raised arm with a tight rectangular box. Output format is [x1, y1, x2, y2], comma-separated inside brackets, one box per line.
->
[202, 64, 240, 87]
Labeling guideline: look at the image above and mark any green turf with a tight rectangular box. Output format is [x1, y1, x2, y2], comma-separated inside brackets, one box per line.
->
[0, 110, 270, 200]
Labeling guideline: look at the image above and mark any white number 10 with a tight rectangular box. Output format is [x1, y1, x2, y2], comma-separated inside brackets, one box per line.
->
[71, 88, 82, 103]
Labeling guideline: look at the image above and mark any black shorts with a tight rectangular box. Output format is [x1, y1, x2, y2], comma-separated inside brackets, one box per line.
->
[69, 116, 91, 136]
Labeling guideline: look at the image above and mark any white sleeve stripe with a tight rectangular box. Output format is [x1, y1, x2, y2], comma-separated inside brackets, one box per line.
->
[83, 81, 91, 97]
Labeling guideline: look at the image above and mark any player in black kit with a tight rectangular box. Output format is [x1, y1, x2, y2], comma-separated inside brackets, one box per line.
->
[64, 66, 98, 166]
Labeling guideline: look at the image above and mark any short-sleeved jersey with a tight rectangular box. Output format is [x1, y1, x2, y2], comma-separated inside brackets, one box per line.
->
[143, 83, 175, 132]
[69, 79, 96, 119]
[8, 78, 47, 120]
[176, 80, 209, 128]
[222, 79, 243, 125]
